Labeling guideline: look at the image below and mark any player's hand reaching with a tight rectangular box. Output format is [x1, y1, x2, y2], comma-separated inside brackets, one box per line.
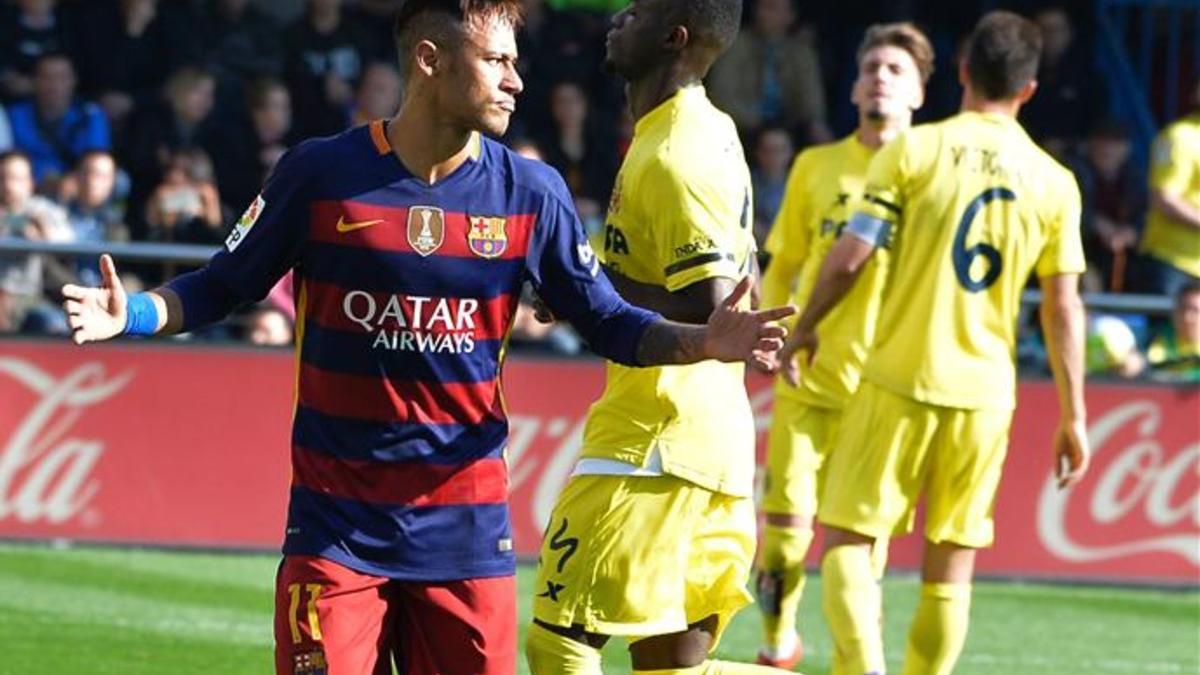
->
[62, 254, 128, 345]
[777, 323, 818, 387]
[1053, 418, 1090, 489]
[704, 276, 795, 363]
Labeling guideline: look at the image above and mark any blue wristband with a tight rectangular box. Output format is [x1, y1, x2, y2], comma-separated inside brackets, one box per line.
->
[124, 293, 160, 336]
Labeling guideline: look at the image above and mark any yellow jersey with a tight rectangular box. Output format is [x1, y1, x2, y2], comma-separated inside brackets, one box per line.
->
[763, 134, 888, 410]
[1142, 114, 1200, 277]
[581, 85, 757, 497]
[852, 111, 1086, 410]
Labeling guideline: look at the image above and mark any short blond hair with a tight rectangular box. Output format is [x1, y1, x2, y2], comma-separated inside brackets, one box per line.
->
[857, 22, 935, 85]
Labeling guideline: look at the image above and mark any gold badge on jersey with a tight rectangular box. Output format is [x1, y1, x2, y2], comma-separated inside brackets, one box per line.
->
[407, 206, 445, 256]
[467, 215, 508, 258]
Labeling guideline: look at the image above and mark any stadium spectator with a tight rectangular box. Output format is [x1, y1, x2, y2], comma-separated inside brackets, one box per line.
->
[0, 149, 71, 334]
[283, 0, 383, 138]
[62, 150, 129, 286]
[123, 66, 218, 234]
[347, 61, 402, 126]
[243, 303, 294, 346]
[7, 53, 111, 187]
[69, 0, 198, 130]
[1146, 281, 1200, 382]
[707, 0, 831, 144]
[750, 125, 794, 249]
[1020, 6, 1107, 157]
[1070, 120, 1146, 292]
[195, 0, 285, 120]
[144, 148, 224, 245]
[1137, 80, 1200, 297]
[0, 0, 70, 101]
[208, 77, 295, 212]
[534, 79, 619, 215]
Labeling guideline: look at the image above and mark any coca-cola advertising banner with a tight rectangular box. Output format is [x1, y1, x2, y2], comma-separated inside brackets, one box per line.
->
[1, 340, 1196, 584]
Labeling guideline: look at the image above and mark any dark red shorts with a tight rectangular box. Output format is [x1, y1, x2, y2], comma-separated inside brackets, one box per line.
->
[274, 556, 516, 675]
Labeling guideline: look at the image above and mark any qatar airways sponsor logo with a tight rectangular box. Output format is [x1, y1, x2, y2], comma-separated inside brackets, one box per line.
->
[342, 291, 481, 354]
[0, 358, 133, 525]
[1038, 400, 1199, 565]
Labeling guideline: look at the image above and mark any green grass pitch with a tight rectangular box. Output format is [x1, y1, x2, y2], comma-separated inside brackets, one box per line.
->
[0, 542, 1196, 674]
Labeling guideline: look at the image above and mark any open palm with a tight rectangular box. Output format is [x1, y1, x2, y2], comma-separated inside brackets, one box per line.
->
[62, 254, 127, 345]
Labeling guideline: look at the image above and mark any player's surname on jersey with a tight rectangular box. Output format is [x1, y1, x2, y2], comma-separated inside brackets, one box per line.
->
[950, 144, 1025, 183]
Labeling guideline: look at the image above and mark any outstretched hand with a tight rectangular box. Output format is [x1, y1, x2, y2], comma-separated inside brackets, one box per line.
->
[62, 254, 127, 345]
[703, 276, 795, 363]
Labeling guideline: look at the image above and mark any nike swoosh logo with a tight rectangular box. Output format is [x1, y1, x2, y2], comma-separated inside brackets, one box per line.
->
[336, 217, 385, 233]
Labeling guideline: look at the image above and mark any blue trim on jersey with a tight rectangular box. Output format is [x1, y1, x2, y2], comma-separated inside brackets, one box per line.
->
[283, 488, 516, 580]
[292, 407, 508, 464]
[300, 322, 502, 383]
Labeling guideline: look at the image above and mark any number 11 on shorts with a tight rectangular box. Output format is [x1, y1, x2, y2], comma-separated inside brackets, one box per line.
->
[287, 583, 324, 644]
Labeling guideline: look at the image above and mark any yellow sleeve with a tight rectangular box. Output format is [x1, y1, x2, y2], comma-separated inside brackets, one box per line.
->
[1036, 170, 1088, 277]
[1149, 126, 1194, 195]
[848, 131, 908, 246]
[646, 158, 750, 291]
[762, 154, 811, 307]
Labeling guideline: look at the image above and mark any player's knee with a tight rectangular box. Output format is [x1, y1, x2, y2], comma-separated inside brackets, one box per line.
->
[921, 540, 977, 583]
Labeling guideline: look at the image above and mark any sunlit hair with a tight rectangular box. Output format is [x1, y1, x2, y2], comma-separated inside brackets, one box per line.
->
[857, 22, 935, 85]
[393, 0, 524, 80]
[964, 10, 1043, 101]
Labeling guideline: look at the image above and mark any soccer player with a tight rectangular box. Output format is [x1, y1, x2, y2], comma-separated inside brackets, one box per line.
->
[754, 22, 934, 669]
[61, 2, 793, 674]
[525, 2, 789, 674]
[1138, 78, 1199, 296]
[779, 11, 1090, 674]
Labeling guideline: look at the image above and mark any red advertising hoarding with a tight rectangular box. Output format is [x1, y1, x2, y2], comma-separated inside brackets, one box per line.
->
[0, 340, 1196, 584]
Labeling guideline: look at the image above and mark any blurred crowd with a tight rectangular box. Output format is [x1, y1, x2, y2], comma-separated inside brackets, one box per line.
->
[0, 0, 1195, 380]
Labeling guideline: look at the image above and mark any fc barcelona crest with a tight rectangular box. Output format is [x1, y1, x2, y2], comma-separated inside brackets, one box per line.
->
[468, 216, 508, 259]
[407, 206, 445, 256]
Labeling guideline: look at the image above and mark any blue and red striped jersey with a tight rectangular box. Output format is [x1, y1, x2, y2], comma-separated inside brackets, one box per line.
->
[202, 121, 657, 580]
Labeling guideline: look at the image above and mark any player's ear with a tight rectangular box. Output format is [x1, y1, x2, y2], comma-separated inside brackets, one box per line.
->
[1016, 79, 1038, 105]
[665, 25, 688, 52]
[414, 40, 440, 78]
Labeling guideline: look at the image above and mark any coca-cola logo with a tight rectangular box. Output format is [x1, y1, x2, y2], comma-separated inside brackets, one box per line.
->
[1038, 400, 1200, 565]
[0, 358, 133, 525]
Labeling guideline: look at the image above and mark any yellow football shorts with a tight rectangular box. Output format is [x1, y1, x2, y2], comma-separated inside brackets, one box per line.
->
[817, 381, 1013, 548]
[531, 473, 756, 645]
[762, 392, 841, 517]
